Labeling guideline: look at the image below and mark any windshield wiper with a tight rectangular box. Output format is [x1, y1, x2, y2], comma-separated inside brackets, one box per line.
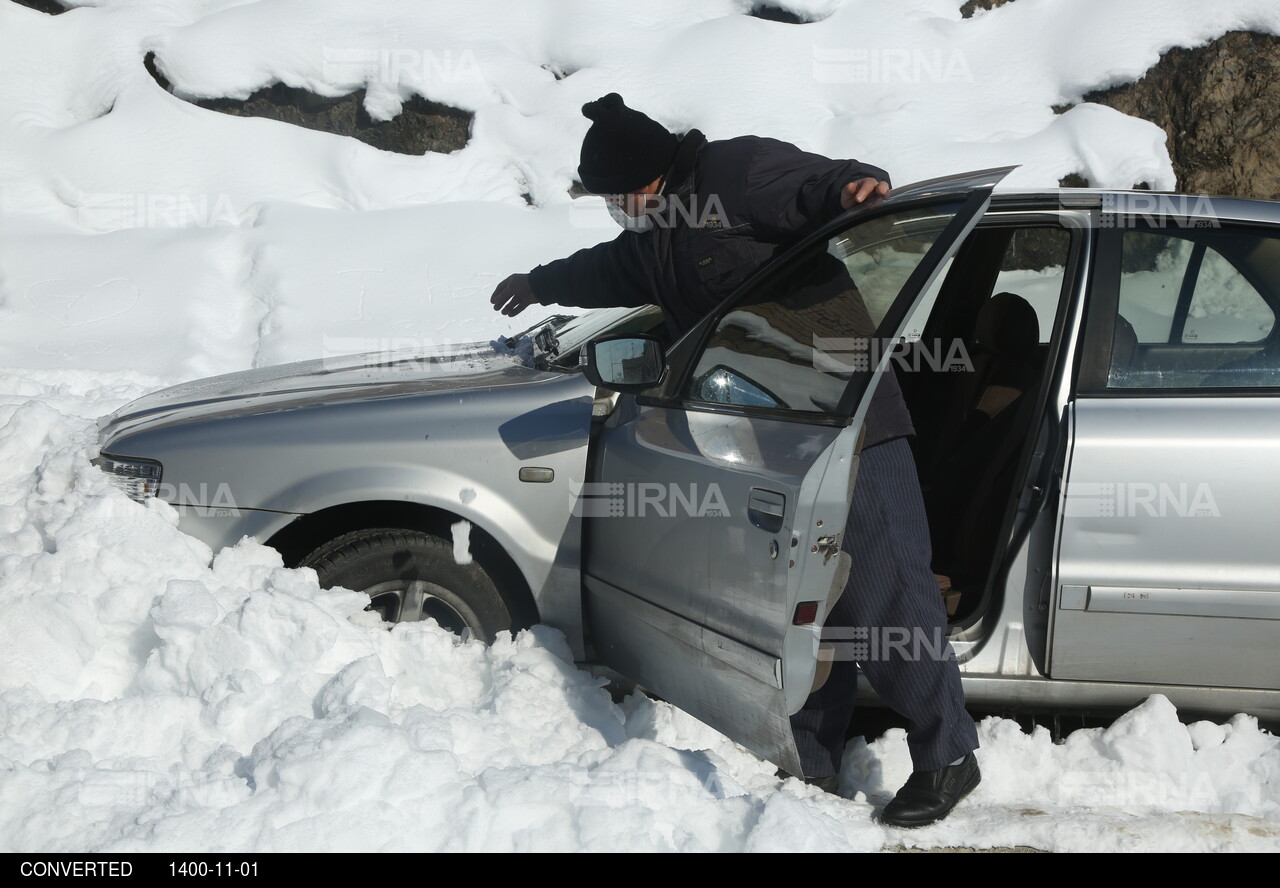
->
[502, 313, 575, 350]
[533, 323, 561, 360]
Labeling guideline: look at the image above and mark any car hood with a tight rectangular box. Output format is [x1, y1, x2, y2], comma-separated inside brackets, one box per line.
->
[99, 341, 563, 442]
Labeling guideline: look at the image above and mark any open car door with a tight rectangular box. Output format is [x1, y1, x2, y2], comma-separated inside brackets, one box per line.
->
[582, 168, 1013, 774]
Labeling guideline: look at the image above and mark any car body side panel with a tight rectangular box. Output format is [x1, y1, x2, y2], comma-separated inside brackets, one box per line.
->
[172, 504, 301, 554]
[100, 370, 598, 657]
[909, 676, 1280, 722]
[1053, 397, 1280, 689]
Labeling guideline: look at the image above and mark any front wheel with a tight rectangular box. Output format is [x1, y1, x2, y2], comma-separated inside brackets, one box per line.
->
[299, 528, 513, 642]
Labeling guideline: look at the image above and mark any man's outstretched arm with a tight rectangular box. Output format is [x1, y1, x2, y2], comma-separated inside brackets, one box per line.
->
[491, 233, 655, 317]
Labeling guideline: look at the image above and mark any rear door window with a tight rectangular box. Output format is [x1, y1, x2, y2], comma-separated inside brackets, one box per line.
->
[1105, 226, 1280, 389]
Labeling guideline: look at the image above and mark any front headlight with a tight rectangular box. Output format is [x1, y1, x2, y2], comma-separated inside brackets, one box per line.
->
[92, 454, 163, 502]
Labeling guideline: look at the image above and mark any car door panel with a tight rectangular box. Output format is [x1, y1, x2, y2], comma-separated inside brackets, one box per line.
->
[584, 412, 859, 773]
[1054, 398, 1280, 689]
[584, 168, 1013, 772]
[1053, 220, 1280, 691]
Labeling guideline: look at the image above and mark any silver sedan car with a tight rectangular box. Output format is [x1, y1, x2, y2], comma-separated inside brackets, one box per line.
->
[94, 168, 1280, 774]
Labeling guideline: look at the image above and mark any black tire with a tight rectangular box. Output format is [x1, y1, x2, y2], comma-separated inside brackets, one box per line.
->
[299, 528, 513, 642]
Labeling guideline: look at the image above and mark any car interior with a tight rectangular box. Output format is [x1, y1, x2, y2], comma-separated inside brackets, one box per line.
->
[898, 224, 1071, 624]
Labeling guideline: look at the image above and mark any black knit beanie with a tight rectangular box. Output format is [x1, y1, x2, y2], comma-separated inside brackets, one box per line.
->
[577, 93, 679, 195]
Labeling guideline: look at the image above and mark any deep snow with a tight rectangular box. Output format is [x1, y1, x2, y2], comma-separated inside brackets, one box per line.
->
[1, 0, 1279, 852]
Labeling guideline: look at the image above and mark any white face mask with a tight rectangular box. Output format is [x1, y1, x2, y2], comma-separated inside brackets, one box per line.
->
[607, 201, 655, 233]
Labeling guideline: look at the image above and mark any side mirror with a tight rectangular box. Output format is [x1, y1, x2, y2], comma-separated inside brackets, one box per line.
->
[582, 335, 666, 392]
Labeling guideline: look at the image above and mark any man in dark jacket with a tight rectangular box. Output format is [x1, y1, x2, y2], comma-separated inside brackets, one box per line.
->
[491, 93, 980, 827]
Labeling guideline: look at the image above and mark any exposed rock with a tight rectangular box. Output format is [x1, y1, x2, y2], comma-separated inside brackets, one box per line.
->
[9, 0, 67, 14]
[145, 52, 472, 156]
[747, 5, 813, 25]
[958, 3, 1279, 200]
[193, 85, 471, 156]
[1056, 173, 1150, 191]
[960, 0, 1016, 18]
[541, 63, 576, 81]
[1082, 30, 1280, 200]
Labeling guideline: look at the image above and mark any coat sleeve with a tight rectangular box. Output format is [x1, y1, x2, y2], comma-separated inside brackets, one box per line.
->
[527, 232, 657, 309]
[742, 138, 891, 242]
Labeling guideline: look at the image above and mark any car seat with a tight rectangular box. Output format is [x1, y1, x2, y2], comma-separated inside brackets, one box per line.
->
[923, 292, 1042, 597]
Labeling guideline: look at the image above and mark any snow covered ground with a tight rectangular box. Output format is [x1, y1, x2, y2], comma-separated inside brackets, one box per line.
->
[2, 0, 1279, 852]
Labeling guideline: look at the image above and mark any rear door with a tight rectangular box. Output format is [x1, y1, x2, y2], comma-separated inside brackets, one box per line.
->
[1053, 211, 1280, 688]
[583, 168, 1011, 774]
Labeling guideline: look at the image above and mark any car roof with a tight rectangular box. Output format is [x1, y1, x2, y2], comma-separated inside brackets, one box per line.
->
[988, 187, 1280, 226]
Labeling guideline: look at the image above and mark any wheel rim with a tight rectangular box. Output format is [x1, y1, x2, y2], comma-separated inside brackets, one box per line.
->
[362, 579, 479, 636]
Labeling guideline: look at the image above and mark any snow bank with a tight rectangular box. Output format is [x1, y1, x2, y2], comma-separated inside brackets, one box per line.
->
[3, 0, 1280, 854]
[0, 386, 1276, 852]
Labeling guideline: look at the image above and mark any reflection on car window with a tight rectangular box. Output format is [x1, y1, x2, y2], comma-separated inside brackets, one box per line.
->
[990, 228, 1071, 344]
[696, 366, 780, 408]
[1115, 233, 1194, 345]
[685, 202, 963, 413]
[1185, 249, 1273, 344]
[1107, 227, 1280, 389]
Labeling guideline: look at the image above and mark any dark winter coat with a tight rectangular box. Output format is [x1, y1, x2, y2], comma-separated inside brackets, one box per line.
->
[528, 130, 914, 447]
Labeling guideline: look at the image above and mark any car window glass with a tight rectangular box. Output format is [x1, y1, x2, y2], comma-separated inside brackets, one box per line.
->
[1107, 227, 1280, 389]
[685, 201, 963, 413]
[900, 254, 952, 343]
[1183, 248, 1274, 344]
[1115, 232, 1194, 344]
[990, 228, 1071, 343]
[553, 305, 665, 356]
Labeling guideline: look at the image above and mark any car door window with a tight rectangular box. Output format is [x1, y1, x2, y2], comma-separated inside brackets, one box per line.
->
[1105, 227, 1280, 389]
[685, 202, 964, 413]
[1183, 248, 1274, 344]
[1115, 232, 1195, 344]
[990, 227, 1072, 344]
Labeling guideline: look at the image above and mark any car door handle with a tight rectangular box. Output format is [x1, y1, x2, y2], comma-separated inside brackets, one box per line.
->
[748, 488, 786, 533]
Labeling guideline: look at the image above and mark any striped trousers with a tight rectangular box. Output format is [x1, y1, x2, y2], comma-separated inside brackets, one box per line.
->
[791, 435, 979, 776]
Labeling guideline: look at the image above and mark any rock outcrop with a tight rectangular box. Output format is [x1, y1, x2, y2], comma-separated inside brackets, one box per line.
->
[960, 0, 1016, 17]
[144, 53, 471, 156]
[960, 2, 1280, 199]
[10, 0, 67, 14]
[1083, 30, 1280, 200]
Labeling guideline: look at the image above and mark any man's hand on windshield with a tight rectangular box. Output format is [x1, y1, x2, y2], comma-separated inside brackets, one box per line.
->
[841, 178, 890, 210]
[491, 273, 537, 317]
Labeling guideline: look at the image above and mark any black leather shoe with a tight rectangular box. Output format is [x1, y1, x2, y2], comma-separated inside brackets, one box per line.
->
[880, 752, 980, 828]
